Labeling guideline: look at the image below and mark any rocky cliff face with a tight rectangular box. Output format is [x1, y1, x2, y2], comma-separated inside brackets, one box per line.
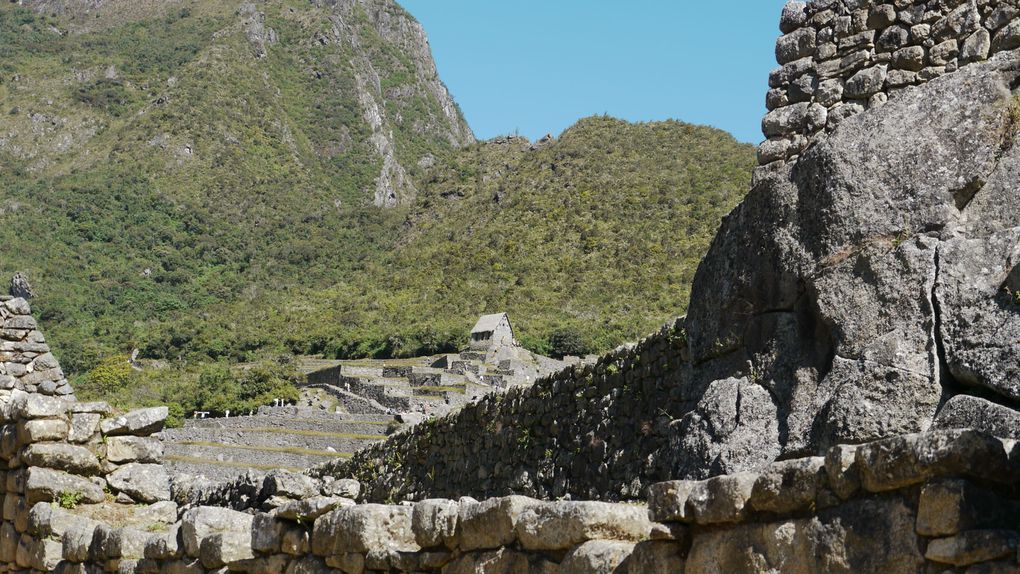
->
[676, 51, 1020, 478]
[4, 0, 472, 206]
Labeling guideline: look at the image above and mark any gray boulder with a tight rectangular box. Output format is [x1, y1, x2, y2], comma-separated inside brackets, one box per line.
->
[100, 406, 168, 437]
[9, 273, 34, 299]
[674, 52, 1020, 478]
[933, 395, 1020, 438]
[106, 463, 171, 503]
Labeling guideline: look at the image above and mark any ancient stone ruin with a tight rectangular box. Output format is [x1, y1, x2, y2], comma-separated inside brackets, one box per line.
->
[0, 0, 1019, 572]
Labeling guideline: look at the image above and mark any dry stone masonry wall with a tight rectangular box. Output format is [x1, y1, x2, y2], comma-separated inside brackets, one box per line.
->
[0, 297, 73, 400]
[313, 319, 690, 504]
[759, 0, 1020, 166]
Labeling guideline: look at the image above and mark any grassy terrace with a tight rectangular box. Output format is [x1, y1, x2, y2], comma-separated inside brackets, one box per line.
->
[171, 441, 354, 459]
[163, 454, 304, 473]
[240, 427, 386, 441]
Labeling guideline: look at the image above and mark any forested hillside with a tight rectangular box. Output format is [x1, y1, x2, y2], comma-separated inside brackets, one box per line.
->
[0, 1, 755, 394]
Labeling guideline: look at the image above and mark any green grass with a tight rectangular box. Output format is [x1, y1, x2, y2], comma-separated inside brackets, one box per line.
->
[415, 385, 467, 394]
[172, 441, 354, 458]
[163, 454, 304, 472]
[237, 427, 386, 441]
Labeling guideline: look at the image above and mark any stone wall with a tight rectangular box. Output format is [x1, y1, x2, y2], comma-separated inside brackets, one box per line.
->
[0, 297, 74, 399]
[2, 425, 1015, 573]
[312, 319, 691, 503]
[758, 0, 1020, 166]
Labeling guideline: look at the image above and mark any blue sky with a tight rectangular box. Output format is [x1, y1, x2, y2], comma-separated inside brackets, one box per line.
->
[398, 1, 789, 144]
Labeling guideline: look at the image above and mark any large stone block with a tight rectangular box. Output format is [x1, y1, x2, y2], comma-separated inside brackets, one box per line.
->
[107, 463, 171, 503]
[515, 501, 654, 551]
[458, 496, 540, 551]
[925, 530, 1020, 567]
[199, 530, 255, 569]
[933, 395, 1020, 439]
[917, 478, 1018, 537]
[106, 436, 163, 464]
[24, 467, 104, 505]
[16, 418, 69, 443]
[180, 506, 254, 558]
[856, 430, 1011, 492]
[560, 540, 635, 574]
[627, 540, 684, 574]
[749, 457, 825, 515]
[11, 391, 67, 419]
[21, 442, 101, 475]
[275, 496, 353, 522]
[100, 407, 168, 437]
[685, 498, 923, 574]
[686, 472, 758, 525]
[412, 499, 459, 550]
[647, 480, 699, 523]
[311, 504, 417, 556]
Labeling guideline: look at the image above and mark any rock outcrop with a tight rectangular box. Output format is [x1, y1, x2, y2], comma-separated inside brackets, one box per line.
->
[677, 50, 1020, 478]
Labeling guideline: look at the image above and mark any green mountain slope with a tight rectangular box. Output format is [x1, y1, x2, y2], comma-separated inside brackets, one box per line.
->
[0, 1, 755, 383]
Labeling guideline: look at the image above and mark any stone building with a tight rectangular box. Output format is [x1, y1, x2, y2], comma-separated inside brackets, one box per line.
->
[469, 312, 514, 351]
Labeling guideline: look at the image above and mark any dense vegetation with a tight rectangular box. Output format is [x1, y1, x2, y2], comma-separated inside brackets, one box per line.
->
[0, 1, 755, 407]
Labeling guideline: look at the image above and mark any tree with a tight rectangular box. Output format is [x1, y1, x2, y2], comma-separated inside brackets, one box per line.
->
[548, 327, 590, 359]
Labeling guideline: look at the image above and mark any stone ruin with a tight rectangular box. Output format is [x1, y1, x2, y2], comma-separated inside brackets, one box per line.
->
[0, 0, 1019, 572]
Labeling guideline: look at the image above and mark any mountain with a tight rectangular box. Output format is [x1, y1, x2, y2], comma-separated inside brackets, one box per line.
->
[0, 0, 755, 378]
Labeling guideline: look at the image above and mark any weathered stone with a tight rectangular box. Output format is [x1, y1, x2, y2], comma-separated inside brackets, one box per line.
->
[934, 395, 1020, 439]
[21, 442, 101, 475]
[11, 391, 67, 419]
[412, 499, 460, 549]
[102, 527, 150, 560]
[62, 524, 96, 562]
[930, 39, 960, 65]
[135, 500, 179, 526]
[458, 495, 539, 551]
[856, 430, 1011, 492]
[686, 498, 922, 574]
[17, 418, 69, 443]
[261, 469, 319, 501]
[918, 479, 1019, 537]
[515, 501, 654, 551]
[627, 540, 684, 574]
[891, 45, 925, 71]
[687, 472, 757, 525]
[824, 444, 861, 500]
[199, 530, 254, 569]
[106, 436, 163, 464]
[311, 504, 417, 556]
[320, 477, 360, 499]
[961, 29, 991, 63]
[845, 65, 888, 98]
[672, 378, 780, 479]
[867, 4, 896, 29]
[24, 467, 105, 504]
[560, 540, 635, 574]
[143, 523, 182, 560]
[647, 480, 698, 523]
[926, 530, 1020, 567]
[762, 103, 828, 137]
[777, 27, 817, 65]
[780, 1, 808, 34]
[28, 502, 98, 538]
[100, 407, 167, 437]
[749, 456, 825, 514]
[275, 496, 353, 521]
[181, 506, 254, 558]
[107, 463, 171, 503]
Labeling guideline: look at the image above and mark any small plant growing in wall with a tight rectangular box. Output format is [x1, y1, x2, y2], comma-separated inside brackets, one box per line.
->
[55, 491, 84, 510]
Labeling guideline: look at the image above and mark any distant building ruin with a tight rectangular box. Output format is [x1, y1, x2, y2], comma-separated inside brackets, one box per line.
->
[469, 312, 514, 351]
